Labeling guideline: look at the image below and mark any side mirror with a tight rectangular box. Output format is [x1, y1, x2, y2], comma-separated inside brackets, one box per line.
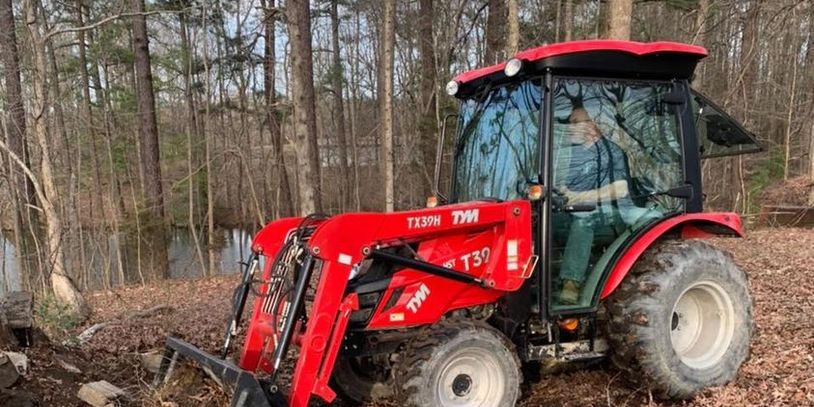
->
[665, 184, 694, 199]
[433, 113, 459, 204]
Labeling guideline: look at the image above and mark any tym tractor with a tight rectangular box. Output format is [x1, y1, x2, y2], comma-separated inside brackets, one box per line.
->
[155, 40, 760, 407]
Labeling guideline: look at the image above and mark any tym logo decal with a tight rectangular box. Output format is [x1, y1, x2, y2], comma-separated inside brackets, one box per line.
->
[406, 283, 431, 313]
[452, 209, 479, 225]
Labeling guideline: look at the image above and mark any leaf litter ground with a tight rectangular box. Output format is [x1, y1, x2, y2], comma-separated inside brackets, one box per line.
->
[6, 227, 813, 406]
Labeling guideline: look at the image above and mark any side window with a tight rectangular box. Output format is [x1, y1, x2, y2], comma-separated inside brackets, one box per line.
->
[549, 79, 685, 311]
[691, 90, 761, 158]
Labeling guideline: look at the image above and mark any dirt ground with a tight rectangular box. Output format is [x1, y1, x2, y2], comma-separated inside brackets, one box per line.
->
[5, 227, 813, 406]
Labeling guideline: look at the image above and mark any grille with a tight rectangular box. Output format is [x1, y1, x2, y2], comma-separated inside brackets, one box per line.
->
[260, 216, 325, 341]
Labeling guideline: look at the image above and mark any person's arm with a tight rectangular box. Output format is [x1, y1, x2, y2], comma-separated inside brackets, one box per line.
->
[560, 180, 629, 204]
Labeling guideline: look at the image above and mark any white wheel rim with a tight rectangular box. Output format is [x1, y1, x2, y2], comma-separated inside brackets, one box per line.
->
[435, 347, 506, 407]
[670, 280, 735, 369]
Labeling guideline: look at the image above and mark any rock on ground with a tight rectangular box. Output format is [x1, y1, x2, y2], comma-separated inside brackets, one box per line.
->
[77, 381, 126, 407]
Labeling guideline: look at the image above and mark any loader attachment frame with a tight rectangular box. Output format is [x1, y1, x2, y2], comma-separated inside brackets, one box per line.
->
[154, 336, 285, 407]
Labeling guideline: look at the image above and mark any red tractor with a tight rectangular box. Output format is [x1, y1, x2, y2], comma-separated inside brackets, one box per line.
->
[155, 40, 760, 407]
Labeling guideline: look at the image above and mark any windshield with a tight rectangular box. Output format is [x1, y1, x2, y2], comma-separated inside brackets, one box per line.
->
[452, 79, 542, 202]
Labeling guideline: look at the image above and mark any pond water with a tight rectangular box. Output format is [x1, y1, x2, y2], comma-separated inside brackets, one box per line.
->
[0, 227, 256, 294]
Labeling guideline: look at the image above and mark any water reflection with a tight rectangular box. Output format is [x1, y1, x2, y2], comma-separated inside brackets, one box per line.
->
[0, 228, 254, 294]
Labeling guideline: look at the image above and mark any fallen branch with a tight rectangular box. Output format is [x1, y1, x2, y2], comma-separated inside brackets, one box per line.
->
[72, 304, 174, 345]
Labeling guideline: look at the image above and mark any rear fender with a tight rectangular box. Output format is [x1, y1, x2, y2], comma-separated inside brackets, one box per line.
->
[599, 212, 742, 299]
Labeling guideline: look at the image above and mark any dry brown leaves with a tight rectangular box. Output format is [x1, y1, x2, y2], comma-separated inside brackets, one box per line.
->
[9, 228, 814, 406]
[760, 176, 814, 207]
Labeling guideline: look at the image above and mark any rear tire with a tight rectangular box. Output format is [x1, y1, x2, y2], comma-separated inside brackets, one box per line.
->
[395, 319, 521, 407]
[605, 240, 752, 399]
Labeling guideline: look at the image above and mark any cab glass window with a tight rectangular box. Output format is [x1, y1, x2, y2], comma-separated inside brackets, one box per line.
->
[691, 90, 760, 158]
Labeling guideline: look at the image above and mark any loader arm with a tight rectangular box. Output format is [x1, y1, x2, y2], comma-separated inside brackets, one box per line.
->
[249, 200, 534, 406]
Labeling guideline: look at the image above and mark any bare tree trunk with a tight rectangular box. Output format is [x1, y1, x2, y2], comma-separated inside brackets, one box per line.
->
[330, 0, 351, 212]
[783, 51, 798, 181]
[286, 0, 323, 215]
[554, 0, 562, 42]
[202, 6, 216, 276]
[1, 0, 36, 289]
[179, 11, 207, 276]
[262, 0, 294, 218]
[22, 0, 87, 319]
[131, 0, 169, 278]
[485, 0, 507, 64]
[809, 120, 814, 205]
[563, 0, 573, 42]
[76, 2, 106, 226]
[350, 8, 362, 211]
[380, 0, 396, 212]
[506, 0, 519, 54]
[419, 0, 437, 197]
[606, 0, 633, 40]
[733, 0, 759, 212]
[0, 0, 33, 205]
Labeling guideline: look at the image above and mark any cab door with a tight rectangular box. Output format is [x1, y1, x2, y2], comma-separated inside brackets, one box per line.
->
[546, 78, 687, 312]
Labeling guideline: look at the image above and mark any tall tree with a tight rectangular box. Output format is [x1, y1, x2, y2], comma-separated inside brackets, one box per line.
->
[262, 0, 294, 218]
[485, 0, 508, 64]
[606, 0, 633, 40]
[380, 0, 396, 211]
[419, 0, 437, 196]
[75, 0, 105, 224]
[20, 0, 87, 318]
[0, 0, 34, 285]
[131, 0, 169, 277]
[809, 120, 814, 205]
[507, 0, 519, 54]
[330, 0, 351, 210]
[1, 0, 34, 203]
[563, 0, 573, 41]
[286, 0, 323, 215]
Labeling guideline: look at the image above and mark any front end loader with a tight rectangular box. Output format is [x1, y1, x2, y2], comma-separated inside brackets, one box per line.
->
[155, 40, 760, 407]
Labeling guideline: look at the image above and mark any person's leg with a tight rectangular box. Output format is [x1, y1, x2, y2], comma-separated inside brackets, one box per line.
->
[559, 215, 595, 304]
[560, 215, 594, 283]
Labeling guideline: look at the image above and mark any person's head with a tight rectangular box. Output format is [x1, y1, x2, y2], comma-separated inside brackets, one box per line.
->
[567, 107, 602, 145]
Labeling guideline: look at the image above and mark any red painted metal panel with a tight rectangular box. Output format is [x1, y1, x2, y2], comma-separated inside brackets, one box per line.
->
[250, 216, 303, 255]
[289, 260, 353, 407]
[239, 217, 306, 371]
[599, 212, 742, 299]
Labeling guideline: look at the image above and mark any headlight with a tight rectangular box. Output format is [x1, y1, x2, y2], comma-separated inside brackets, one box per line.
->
[504, 58, 523, 77]
[445, 80, 459, 96]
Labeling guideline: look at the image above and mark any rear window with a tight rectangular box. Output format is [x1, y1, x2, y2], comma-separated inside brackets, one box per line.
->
[690, 90, 761, 158]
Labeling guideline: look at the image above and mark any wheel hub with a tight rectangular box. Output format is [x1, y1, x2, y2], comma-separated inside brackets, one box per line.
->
[435, 348, 506, 406]
[452, 374, 472, 396]
[670, 281, 736, 369]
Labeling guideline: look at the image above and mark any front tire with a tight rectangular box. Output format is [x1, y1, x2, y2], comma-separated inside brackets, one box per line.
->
[605, 240, 752, 399]
[395, 320, 521, 407]
[331, 355, 393, 404]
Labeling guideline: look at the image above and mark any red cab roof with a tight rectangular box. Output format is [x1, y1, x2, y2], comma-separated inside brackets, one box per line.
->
[453, 40, 708, 84]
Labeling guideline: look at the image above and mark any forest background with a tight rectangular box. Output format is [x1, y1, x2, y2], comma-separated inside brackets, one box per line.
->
[0, 0, 812, 320]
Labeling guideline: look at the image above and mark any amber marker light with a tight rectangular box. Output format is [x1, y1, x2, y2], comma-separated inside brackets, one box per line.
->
[426, 196, 439, 208]
[528, 184, 544, 201]
[558, 318, 579, 332]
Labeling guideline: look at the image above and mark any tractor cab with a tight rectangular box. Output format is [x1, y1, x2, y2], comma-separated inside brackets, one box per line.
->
[438, 40, 759, 314]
